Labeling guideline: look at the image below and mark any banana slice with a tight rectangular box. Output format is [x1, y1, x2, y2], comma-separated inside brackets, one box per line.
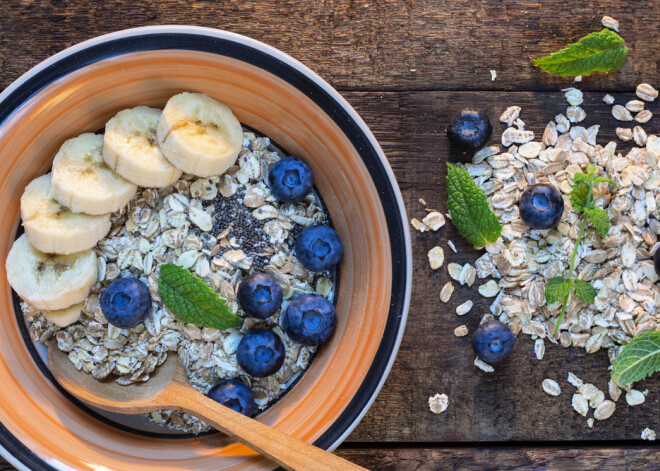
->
[21, 174, 111, 254]
[157, 92, 243, 177]
[6, 234, 97, 311]
[51, 133, 137, 215]
[104, 106, 183, 187]
[43, 303, 83, 328]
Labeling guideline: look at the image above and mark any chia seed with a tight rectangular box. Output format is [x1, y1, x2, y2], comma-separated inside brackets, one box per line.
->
[207, 189, 270, 254]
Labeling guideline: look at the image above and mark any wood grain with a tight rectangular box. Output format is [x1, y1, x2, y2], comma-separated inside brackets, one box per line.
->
[2, 2, 660, 470]
[0, 1, 659, 92]
[335, 446, 660, 470]
[342, 90, 660, 442]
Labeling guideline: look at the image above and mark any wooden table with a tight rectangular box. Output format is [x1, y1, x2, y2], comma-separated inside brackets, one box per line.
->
[2, 1, 660, 469]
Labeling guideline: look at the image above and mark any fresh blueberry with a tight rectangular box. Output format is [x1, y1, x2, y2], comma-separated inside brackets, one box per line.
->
[446, 109, 492, 152]
[101, 278, 151, 329]
[268, 157, 314, 203]
[207, 379, 256, 417]
[283, 294, 337, 346]
[237, 273, 283, 319]
[236, 329, 286, 378]
[519, 183, 564, 230]
[472, 320, 515, 363]
[295, 225, 343, 272]
[654, 248, 660, 277]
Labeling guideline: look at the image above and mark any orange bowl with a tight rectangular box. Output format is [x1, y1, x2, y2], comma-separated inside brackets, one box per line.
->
[0, 26, 411, 470]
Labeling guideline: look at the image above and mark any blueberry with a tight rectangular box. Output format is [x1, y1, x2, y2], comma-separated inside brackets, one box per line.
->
[472, 320, 515, 363]
[519, 183, 564, 230]
[295, 225, 343, 272]
[207, 379, 256, 417]
[283, 294, 337, 346]
[654, 248, 660, 277]
[268, 157, 314, 203]
[100, 278, 151, 329]
[237, 273, 283, 319]
[236, 329, 285, 378]
[446, 109, 492, 152]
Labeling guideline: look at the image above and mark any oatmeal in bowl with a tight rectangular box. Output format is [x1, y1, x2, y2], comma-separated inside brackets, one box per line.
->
[12, 92, 342, 434]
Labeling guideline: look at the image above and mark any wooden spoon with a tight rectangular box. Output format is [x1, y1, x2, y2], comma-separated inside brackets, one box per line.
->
[47, 343, 366, 471]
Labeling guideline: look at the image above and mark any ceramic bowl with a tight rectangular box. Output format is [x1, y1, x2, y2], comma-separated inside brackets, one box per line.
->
[0, 26, 411, 470]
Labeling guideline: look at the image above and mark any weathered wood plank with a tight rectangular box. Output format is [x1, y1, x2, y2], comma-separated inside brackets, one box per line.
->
[335, 446, 660, 471]
[341, 90, 660, 442]
[0, 1, 657, 92]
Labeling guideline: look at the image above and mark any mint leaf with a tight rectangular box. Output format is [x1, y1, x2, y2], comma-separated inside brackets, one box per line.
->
[573, 279, 597, 303]
[532, 29, 627, 77]
[446, 163, 502, 248]
[545, 276, 571, 305]
[573, 173, 589, 183]
[570, 180, 590, 212]
[158, 263, 243, 330]
[611, 331, 660, 387]
[594, 177, 617, 187]
[585, 207, 611, 238]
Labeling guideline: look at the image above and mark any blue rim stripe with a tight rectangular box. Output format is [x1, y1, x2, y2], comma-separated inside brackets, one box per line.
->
[0, 32, 408, 470]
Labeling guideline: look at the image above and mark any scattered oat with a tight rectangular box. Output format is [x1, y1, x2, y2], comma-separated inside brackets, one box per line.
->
[626, 389, 646, 406]
[612, 104, 633, 121]
[499, 107, 521, 127]
[419, 198, 427, 206]
[574, 76, 582, 83]
[490, 70, 497, 81]
[615, 127, 633, 142]
[625, 100, 644, 112]
[635, 109, 652, 123]
[567, 372, 583, 388]
[564, 88, 583, 106]
[428, 393, 449, 414]
[447, 240, 457, 253]
[428, 246, 445, 270]
[636, 83, 658, 102]
[478, 280, 500, 298]
[542, 378, 561, 396]
[641, 428, 656, 441]
[474, 357, 494, 373]
[608, 379, 622, 402]
[602, 94, 615, 105]
[422, 211, 446, 231]
[572, 393, 589, 416]
[633, 126, 647, 146]
[587, 418, 594, 428]
[440, 282, 454, 303]
[454, 325, 469, 337]
[534, 338, 545, 360]
[567, 106, 586, 123]
[410, 218, 426, 232]
[456, 300, 473, 316]
[594, 400, 616, 420]
[601, 16, 619, 32]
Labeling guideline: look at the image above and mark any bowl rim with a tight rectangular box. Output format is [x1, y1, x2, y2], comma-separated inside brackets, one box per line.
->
[0, 25, 412, 471]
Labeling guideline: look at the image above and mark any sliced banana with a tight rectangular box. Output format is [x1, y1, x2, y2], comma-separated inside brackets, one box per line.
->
[104, 106, 183, 187]
[6, 234, 97, 311]
[157, 92, 243, 177]
[21, 174, 111, 254]
[43, 303, 83, 328]
[51, 133, 137, 215]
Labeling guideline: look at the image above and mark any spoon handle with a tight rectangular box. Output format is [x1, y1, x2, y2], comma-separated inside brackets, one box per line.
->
[166, 383, 367, 471]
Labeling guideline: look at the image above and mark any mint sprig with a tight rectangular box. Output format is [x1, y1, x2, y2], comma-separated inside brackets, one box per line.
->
[446, 163, 502, 248]
[532, 29, 627, 77]
[548, 166, 617, 337]
[611, 331, 660, 387]
[158, 263, 243, 330]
